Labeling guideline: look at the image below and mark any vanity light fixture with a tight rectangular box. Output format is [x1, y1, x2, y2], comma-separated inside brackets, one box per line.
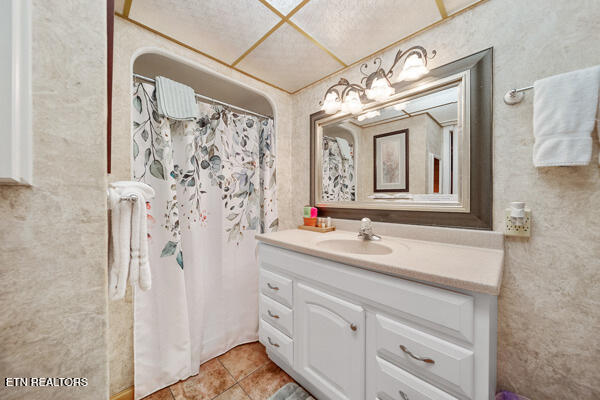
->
[340, 89, 363, 115]
[320, 46, 436, 115]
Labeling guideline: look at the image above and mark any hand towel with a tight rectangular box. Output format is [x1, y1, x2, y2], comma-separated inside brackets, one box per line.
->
[129, 194, 152, 291]
[108, 187, 132, 300]
[129, 195, 142, 289]
[533, 65, 600, 166]
[335, 137, 352, 160]
[155, 76, 199, 121]
[108, 181, 155, 300]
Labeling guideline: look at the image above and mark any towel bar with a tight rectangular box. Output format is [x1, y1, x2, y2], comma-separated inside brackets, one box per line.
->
[119, 194, 138, 202]
[106, 190, 139, 203]
[504, 85, 533, 105]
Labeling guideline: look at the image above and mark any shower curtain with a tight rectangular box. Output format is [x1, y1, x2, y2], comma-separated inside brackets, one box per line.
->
[131, 82, 278, 399]
[322, 136, 355, 201]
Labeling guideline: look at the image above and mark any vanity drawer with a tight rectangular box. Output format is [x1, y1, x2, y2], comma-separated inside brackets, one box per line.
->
[370, 356, 459, 400]
[259, 294, 293, 337]
[260, 319, 293, 366]
[260, 269, 293, 307]
[371, 313, 474, 398]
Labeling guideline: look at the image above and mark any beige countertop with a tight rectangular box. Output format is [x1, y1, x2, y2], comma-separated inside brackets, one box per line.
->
[256, 229, 504, 295]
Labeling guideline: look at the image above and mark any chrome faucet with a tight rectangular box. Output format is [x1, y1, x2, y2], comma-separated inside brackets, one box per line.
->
[358, 218, 381, 241]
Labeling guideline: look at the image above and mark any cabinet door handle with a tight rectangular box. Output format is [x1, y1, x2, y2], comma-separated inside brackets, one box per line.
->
[398, 390, 410, 400]
[350, 323, 358, 331]
[399, 345, 435, 364]
[267, 310, 280, 319]
[267, 283, 279, 291]
[267, 337, 280, 348]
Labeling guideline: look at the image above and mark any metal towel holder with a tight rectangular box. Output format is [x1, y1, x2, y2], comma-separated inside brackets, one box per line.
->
[106, 190, 139, 203]
[504, 85, 533, 105]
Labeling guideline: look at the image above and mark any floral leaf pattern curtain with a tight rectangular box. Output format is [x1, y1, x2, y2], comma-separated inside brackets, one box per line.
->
[322, 136, 356, 201]
[132, 83, 277, 267]
[130, 82, 277, 399]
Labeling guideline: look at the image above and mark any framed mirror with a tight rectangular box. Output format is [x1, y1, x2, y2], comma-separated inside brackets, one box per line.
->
[310, 48, 492, 229]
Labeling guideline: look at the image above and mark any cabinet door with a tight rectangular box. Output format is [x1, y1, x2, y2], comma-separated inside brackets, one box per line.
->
[295, 283, 365, 400]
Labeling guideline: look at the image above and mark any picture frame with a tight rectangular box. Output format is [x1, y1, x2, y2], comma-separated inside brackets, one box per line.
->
[373, 129, 409, 192]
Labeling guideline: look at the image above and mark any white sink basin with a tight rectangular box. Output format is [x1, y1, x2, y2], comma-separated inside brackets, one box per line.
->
[317, 239, 395, 255]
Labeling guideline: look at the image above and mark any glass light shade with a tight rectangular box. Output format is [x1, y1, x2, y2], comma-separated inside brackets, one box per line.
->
[396, 54, 429, 82]
[357, 110, 380, 121]
[365, 77, 395, 102]
[341, 91, 363, 115]
[321, 91, 341, 114]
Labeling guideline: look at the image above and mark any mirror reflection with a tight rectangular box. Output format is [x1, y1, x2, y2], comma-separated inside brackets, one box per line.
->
[319, 82, 461, 204]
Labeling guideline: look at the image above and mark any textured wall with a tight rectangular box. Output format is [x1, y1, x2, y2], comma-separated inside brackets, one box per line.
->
[0, 1, 108, 399]
[292, 0, 600, 398]
[109, 17, 294, 395]
[359, 114, 431, 197]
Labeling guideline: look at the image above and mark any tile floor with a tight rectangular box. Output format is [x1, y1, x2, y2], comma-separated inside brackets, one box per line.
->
[143, 341, 299, 400]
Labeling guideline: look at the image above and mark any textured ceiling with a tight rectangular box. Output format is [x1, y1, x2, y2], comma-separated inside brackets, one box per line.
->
[116, 0, 484, 94]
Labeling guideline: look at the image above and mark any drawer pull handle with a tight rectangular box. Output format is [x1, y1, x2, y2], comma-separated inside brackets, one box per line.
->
[267, 310, 280, 319]
[350, 323, 358, 331]
[399, 345, 435, 364]
[267, 337, 280, 348]
[398, 390, 410, 400]
[267, 283, 279, 291]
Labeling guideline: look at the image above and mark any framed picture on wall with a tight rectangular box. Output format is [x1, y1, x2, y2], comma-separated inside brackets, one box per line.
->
[373, 129, 409, 192]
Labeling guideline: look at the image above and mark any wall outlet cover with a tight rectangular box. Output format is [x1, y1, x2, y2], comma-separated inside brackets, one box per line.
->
[504, 208, 531, 237]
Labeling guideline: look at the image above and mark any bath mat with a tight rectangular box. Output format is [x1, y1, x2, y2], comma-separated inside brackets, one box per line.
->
[269, 383, 315, 400]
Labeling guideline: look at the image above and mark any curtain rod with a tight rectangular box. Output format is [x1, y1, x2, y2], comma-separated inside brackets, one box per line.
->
[132, 73, 273, 120]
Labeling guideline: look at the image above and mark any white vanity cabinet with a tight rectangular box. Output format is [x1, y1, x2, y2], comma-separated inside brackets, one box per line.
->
[257, 243, 497, 400]
[295, 283, 365, 400]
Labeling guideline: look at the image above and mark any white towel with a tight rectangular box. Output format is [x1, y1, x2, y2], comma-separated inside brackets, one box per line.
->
[155, 76, 199, 121]
[130, 195, 152, 291]
[108, 188, 132, 300]
[335, 137, 352, 160]
[108, 181, 155, 300]
[368, 193, 413, 199]
[533, 65, 600, 167]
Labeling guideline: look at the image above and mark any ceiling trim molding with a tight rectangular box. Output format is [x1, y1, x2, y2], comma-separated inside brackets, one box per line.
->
[286, 19, 347, 67]
[114, 12, 293, 94]
[290, 0, 489, 94]
[252, 0, 348, 67]
[114, 0, 488, 96]
[123, 0, 133, 18]
[231, 0, 312, 67]
[435, 0, 448, 18]
[257, 0, 287, 18]
[231, 20, 286, 67]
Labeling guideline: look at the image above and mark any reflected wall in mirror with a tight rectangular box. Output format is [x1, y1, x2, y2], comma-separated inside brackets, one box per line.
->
[310, 49, 493, 229]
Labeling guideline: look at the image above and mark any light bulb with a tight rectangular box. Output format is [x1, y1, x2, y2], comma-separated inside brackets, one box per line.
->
[321, 91, 341, 114]
[396, 53, 429, 82]
[365, 77, 395, 102]
[357, 110, 380, 121]
[341, 91, 363, 115]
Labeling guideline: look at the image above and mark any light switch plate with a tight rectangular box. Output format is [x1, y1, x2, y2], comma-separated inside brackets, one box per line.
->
[504, 209, 531, 237]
